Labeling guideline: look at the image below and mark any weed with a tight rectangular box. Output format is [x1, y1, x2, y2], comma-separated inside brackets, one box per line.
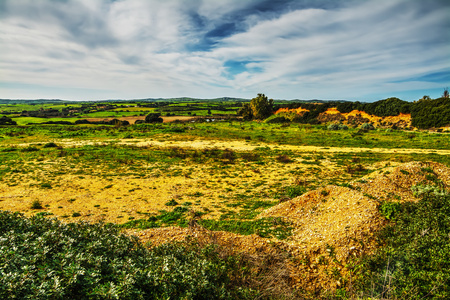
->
[321, 190, 330, 196]
[30, 200, 43, 209]
[285, 185, 307, 198]
[165, 199, 179, 206]
[39, 182, 52, 189]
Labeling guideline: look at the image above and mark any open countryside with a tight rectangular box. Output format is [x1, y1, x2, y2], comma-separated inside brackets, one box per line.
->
[1, 94, 450, 299]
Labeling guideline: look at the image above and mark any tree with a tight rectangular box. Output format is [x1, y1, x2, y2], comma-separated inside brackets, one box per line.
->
[145, 113, 163, 123]
[443, 88, 449, 98]
[0, 116, 17, 125]
[250, 93, 274, 120]
[237, 103, 253, 120]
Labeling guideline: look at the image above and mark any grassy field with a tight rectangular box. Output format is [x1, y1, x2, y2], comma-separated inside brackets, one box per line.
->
[1, 122, 448, 224]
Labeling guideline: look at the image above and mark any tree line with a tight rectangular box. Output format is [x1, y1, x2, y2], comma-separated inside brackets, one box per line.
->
[238, 93, 450, 129]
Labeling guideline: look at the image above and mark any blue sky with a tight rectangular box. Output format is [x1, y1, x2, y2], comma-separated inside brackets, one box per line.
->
[0, 0, 449, 102]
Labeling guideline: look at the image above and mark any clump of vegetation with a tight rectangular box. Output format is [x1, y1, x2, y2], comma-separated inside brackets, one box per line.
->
[411, 184, 448, 197]
[379, 201, 401, 220]
[0, 211, 267, 299]
[0, 115, 17, 125]
[30, 200, 43, 209]
[40, 182, 52, 189]
[354, 192, 450, 298]
[165, 199, 179, 206]
[285, 185, 307, 198]
[360, 123, 375, 130]
[43, 142, 59, 148]
[327, 123, 339, 130]
[237, 93, 274, 120]
[145, 113, 164, 123]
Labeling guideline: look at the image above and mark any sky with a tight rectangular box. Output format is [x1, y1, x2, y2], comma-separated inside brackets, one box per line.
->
[1, 0, 449, 102]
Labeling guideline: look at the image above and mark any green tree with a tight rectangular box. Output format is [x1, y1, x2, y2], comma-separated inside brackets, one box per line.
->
[145, 113, 163, 123]
[250, 93, 274, 120]
[237, 103, 253, 120]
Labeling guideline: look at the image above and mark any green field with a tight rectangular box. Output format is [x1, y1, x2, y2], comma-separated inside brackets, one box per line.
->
[1, 98, 449, 299]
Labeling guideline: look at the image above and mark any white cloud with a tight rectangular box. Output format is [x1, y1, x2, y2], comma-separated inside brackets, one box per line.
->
[0, 0, 449, 100]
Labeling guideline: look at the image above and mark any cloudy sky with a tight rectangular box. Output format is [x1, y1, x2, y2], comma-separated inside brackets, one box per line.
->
[1, 0, 449, 101]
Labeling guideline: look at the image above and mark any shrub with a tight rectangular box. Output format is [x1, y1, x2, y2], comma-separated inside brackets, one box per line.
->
[165, 199, 179, 206]
[145, 113, 163, 123]
[327, 123, 339, 130]
[265, 116, 288, 123]
[338, 124, 348, 130]
[43, 142, 58, 148]
[240, 152, 260, 162]
[285, 185, 307, 198]
[360, 123, 375, 130]
[355, 193, 450, 298]
[0, 211, 258, 299]
[21, 146, 39, 152]
[30, 200, 43, 209]
[40, 182, 52, 189]
[379, 201, 401, 220]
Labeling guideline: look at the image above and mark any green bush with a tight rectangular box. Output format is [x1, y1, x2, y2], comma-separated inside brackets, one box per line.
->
[327, 124, 339, 130]
[0, 211, 257, 299]
[355, 192, 450, 298]
[379, 201, 401, 220]
[30, 200, 43, 209]
[285, 185, 307, 198]
[360, 123, 375, 130]
[43, 142, 59, 148]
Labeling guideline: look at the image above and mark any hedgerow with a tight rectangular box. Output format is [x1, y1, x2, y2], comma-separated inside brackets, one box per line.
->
[0, 211, 257, 299]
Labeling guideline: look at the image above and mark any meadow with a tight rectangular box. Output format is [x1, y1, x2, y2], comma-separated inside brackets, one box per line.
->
[1, 99, 449, 299]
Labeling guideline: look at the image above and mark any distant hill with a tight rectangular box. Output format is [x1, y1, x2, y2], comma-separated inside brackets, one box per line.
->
[0, 97, 350, 105]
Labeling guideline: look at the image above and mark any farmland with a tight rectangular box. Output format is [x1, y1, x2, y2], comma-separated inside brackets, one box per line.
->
[1, 98, 450, 299]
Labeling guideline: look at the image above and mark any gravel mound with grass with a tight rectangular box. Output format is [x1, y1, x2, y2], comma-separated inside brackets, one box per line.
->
[131, 161, 450, 293]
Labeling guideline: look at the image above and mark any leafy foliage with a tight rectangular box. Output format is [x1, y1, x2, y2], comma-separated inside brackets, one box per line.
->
[379, 201, 401, 220]
[411, 97, 450, 129]
[0, 211, 258, 299]
[144, 113, 163, 123]
[238, 94, 274, 120]
[355, 192, 450, 299]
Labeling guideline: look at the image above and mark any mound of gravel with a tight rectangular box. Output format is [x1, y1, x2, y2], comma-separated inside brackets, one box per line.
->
[130, 161, 450, 293]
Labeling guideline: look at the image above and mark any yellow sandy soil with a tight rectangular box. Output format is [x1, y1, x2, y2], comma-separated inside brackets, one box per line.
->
[10, 138, 450, 155]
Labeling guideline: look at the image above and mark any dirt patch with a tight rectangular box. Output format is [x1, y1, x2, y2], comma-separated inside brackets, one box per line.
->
[12, 138, 448, 155]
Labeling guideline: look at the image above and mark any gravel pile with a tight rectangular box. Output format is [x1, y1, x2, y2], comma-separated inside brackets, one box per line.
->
[129, 161, 450, 293]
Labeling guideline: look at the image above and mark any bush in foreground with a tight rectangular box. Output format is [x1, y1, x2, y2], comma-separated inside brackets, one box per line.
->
[354, 191, 450, 299]
[0, 211, 258, 299]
